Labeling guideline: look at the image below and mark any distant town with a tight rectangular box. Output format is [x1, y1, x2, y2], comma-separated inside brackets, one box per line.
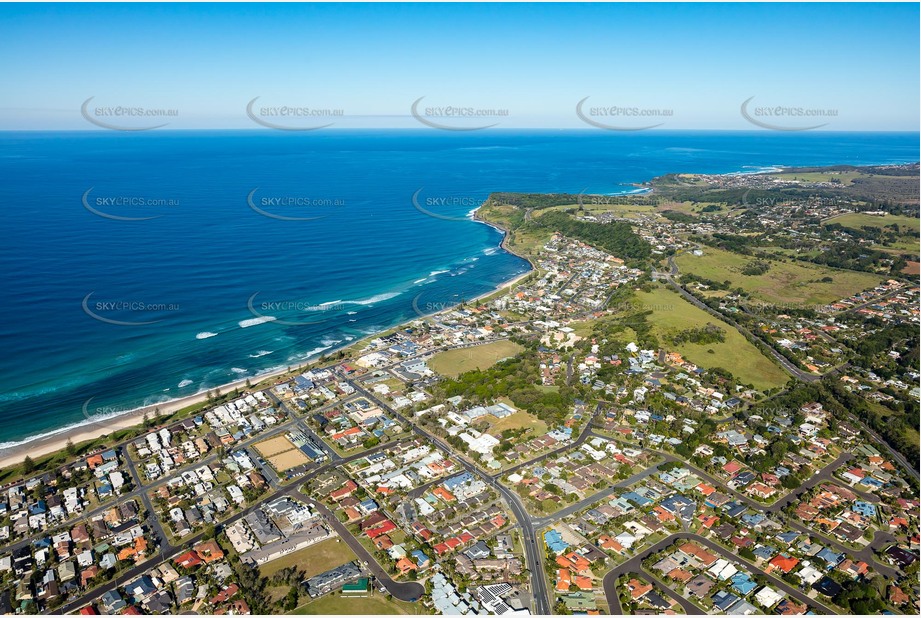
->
[1, 163, 918, 616]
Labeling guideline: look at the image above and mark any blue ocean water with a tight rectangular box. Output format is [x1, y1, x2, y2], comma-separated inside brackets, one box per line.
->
[0, 130, 917, 446]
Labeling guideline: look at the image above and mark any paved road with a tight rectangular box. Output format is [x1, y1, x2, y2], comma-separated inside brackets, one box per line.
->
[58, 493, 276, 614]
[531, 461, 666, 529]
[843, 410, 920, 481]
[60, 436, 418, 613]
[497, 403, 603, 479]
[28, 284, 920, 615]
[122, 449, 169, 549]
[601, 533, 837, 615]
[294, 489, 425, 602]
[637, 567, 705, 615]
[664, 274, 817, 382]
[656, 248, 819, 384]
[591, 433, 853, 513]
[590, 434, 900, 578]
[348, 380, 554, 616]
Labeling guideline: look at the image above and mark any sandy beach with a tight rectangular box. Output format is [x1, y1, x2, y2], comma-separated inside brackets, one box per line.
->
[0, 211, 534, 474]
[0, 368, 295, 471]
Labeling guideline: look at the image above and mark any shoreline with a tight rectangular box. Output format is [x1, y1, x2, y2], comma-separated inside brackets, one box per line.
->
[9, 155, 902, 473]
[0, 368, 292, 471]
[0, 211, 534, 474]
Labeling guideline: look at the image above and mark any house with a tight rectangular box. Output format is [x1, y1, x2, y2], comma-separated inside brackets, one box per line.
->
[768, 554, 799, 574]
[174, 550, 202, 569]
[395, 557, 416, 575]
[889, 585, 910, 607]
[677, 542, 718, 568]
[194, 540, 225, 563]
[754, 586, 784, 609]
[100, 590, 127, 613]
[626, 578, 652, 600]
[686, 574, 714, 598]
[712, 591, 740, 612]
[813, 577, 842, 597]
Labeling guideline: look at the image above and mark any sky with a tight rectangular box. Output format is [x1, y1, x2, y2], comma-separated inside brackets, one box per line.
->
[0, 2, 918, 131]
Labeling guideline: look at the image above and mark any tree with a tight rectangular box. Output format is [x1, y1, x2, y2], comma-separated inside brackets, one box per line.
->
[66, 439, 76, 456]
[22, 455, 35, 474]
[283, 586, 299, 611]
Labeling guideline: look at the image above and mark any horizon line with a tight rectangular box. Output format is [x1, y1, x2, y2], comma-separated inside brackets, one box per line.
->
[1, 127, 919, 134]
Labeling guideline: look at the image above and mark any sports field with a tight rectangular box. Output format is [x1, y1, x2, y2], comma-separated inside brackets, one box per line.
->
[260, 537, 356, 579]
[255, 435, 311, 471]
[255, 435, 298, 457]
[268, 450, 310, 471]
[428, 340, 524, 378]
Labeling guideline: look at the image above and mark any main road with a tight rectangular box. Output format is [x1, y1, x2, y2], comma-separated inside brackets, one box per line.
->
[348, 379, 554, 615]
[59, 437, 412, 614]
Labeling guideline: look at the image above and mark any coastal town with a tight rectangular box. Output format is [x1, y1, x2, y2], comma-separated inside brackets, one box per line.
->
[0, 164, 917, 616]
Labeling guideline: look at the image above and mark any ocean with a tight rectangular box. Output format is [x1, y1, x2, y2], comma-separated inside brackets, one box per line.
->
[0, 129, 917, 447]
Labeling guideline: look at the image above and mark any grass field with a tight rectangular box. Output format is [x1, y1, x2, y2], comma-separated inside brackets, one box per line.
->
[675, 246, 882, 306]
[537, 201, 658, 218]
[480, 410, 548, 438]
[289, 594, 424, 615]
[655, 200, 728, 216]
[825, 212, 920, 254]
[428, 340, 525, 378]
[766, 170, 861, 185]
[826, 212, 920, 233]
[260, 537, 357, 579]
[635, 286, 789, 391]
[477, 203, 551, 257]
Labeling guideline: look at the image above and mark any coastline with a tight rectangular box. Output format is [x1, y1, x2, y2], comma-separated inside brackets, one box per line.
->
[0, 369, 285, 471]
[470, 204, 536, 302]
[0, 208, 533, 474]
[2, 154, 915, 473]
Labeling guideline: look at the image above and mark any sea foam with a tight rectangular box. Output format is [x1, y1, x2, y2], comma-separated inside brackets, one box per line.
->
[239, 316, 277, 328]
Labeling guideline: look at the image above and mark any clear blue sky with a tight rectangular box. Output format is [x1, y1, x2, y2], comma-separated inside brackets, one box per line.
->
[1, 2, 918, 130]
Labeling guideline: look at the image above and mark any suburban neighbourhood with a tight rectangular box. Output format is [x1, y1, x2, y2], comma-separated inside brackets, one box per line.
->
[0, 164, 917, 616]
